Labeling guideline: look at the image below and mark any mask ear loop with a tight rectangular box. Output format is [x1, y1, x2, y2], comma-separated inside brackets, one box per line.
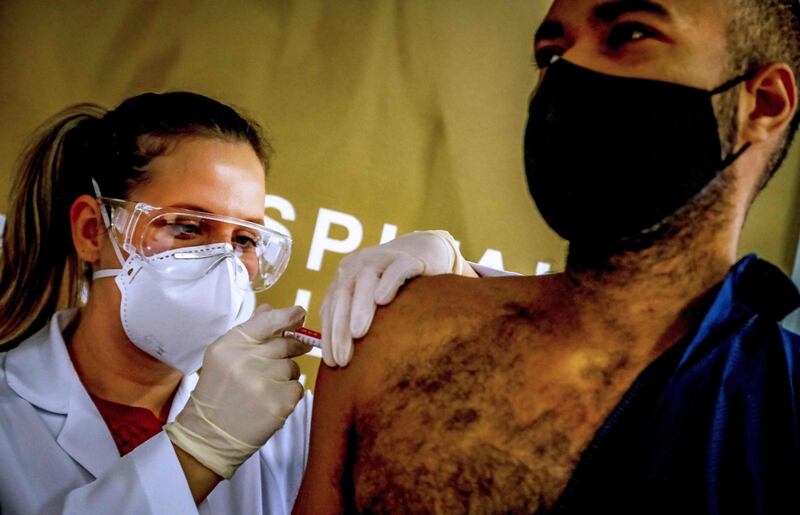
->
[709, 69, 758, 171]
[91, 178, 126, 276]
[719, 141, 752, 170]
[709, 68, 758, 96]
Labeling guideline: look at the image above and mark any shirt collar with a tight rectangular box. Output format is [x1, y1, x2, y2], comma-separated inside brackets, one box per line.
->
[727, 254, 800, 320]
[676, 254, 800, 372]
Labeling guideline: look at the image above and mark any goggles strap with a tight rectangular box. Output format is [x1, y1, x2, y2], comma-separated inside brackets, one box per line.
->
[93, 269, 122, 280]
[91, 178, 127, 266]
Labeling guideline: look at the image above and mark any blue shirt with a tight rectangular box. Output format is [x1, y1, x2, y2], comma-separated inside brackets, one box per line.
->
[550, 255, 800, 515]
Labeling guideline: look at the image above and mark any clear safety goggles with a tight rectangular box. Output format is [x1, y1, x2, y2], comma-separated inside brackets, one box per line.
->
[96, 197, 292, 292]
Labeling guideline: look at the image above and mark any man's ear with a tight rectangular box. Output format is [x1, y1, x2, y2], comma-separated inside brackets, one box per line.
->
[740, 62, 798, 144]
[70, 195, 105, 264]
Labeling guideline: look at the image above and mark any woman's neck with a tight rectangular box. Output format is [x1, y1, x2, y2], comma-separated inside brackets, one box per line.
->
[67, 282, 182, 419]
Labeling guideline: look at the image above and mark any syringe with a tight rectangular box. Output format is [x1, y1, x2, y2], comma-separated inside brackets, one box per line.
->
[283, 327, 322, 348]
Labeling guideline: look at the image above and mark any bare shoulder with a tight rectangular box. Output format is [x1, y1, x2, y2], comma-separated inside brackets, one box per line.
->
[342, 273, 553, 404]
[343, 272, 592, 512]
[312, 271, 560, 422]
[299, 274, 559, 512]
[371, 273, 552, 340]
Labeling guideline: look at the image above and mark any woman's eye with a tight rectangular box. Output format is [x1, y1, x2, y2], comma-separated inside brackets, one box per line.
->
[534, 47, 564, 69]
[234, 233, 259, 250]
[607, 22, 657, 50]
[165, 222, 202, 239]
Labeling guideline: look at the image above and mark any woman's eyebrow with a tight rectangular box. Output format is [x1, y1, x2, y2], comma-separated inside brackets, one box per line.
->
[170, 203, 264, 225]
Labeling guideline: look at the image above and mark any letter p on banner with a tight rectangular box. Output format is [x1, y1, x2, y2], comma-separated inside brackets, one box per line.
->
[307, 208, 364, 271]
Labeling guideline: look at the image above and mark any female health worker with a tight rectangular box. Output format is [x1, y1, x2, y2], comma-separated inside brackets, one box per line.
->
[0, 91, 478, 514]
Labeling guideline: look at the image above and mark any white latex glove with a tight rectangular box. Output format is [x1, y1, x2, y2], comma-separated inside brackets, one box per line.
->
[320, 230, 468, 368]
[164, 304, 310, 479]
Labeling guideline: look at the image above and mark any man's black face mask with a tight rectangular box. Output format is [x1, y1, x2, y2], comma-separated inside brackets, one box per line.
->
[523, 58, 752, 244]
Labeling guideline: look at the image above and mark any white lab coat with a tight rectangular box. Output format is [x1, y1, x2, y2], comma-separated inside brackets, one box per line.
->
[469, 263, 519, 278]
[0, 309, 313, 515]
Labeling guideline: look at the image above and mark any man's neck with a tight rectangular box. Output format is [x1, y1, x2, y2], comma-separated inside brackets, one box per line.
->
[559, 183, 741, 361]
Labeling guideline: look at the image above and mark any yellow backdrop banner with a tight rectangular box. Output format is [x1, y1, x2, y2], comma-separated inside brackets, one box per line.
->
[1, 1, 798, 384]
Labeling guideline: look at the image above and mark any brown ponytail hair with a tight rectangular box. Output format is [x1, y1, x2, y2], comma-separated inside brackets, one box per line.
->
[0, 92, 271, 348]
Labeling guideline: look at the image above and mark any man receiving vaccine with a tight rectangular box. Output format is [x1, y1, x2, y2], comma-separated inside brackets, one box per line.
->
[297, 1, 800, 513]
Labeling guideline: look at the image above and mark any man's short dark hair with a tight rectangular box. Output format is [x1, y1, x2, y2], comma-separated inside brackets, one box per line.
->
[728, 0, 800, 182]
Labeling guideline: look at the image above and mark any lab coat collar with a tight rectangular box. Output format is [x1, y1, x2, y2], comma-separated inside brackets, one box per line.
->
[4, 308, 199, 478]
[5, 309, 81, 415]
[5, 309, 119, 476]
[169, 368, 198, 422]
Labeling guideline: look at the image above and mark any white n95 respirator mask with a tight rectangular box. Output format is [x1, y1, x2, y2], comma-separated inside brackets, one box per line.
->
[94, 243, 253, 375]
[90, 180, 292, 375]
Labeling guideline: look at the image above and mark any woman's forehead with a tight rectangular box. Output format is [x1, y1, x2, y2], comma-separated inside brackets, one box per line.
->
[131, 137, 266, 223]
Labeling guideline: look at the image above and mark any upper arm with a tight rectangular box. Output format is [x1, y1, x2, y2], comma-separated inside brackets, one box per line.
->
[292, 364, 354, 514]
[294, 274, 476, 514]
[293, 278, 421, 513]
